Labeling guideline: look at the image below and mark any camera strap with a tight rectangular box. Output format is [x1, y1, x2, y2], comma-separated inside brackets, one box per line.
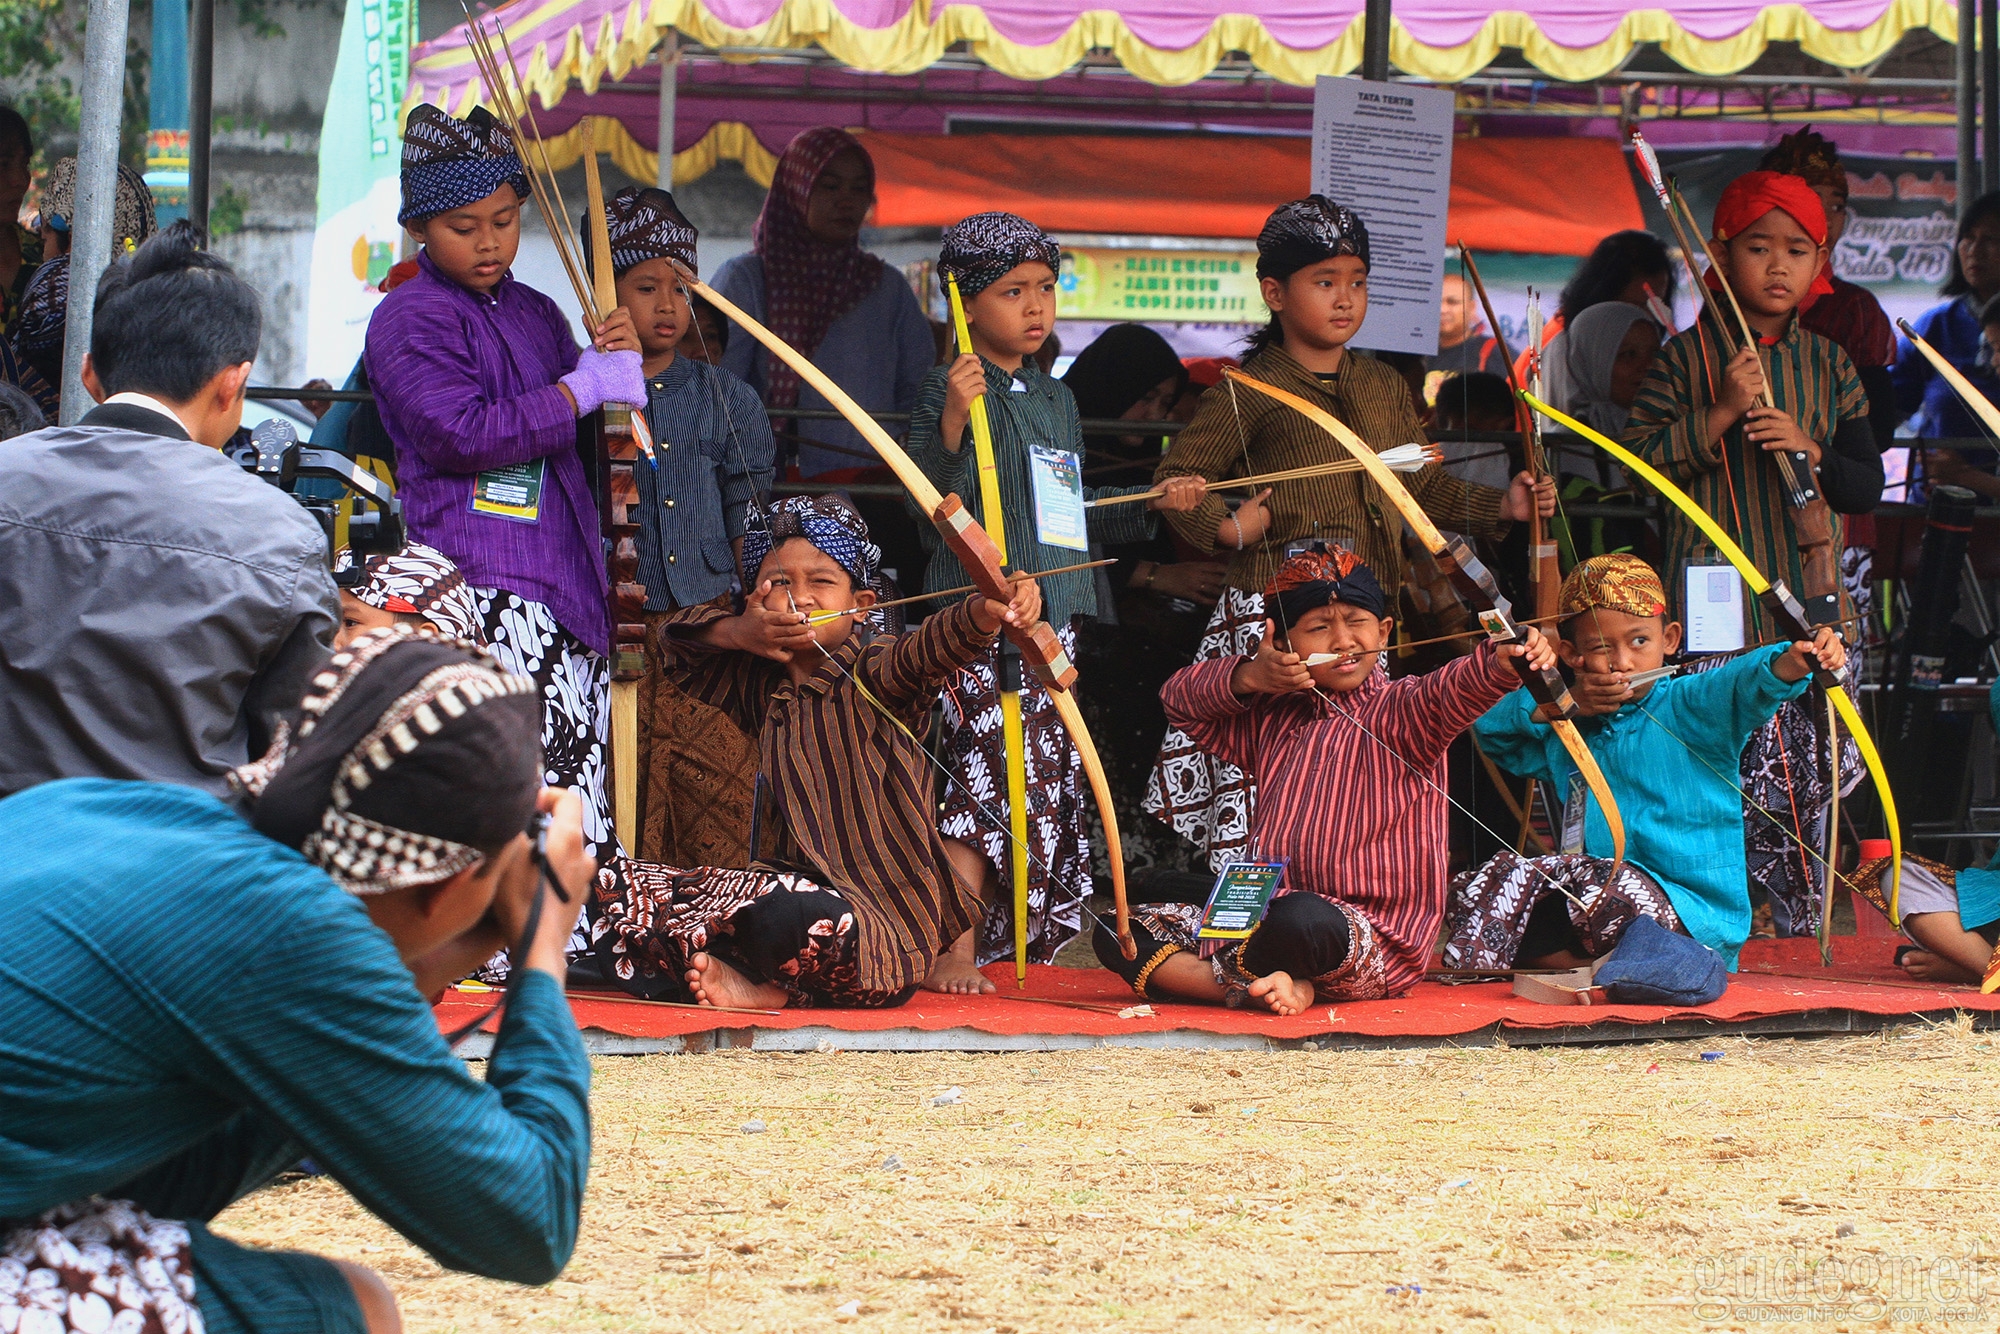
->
[442, 813, 572, 1051]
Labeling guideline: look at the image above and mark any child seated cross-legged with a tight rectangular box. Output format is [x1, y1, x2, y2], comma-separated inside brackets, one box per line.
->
[584, 495, 1043, 1009]
[1444, 554, 1847, 972]
[1094, 544, 1555, 1013]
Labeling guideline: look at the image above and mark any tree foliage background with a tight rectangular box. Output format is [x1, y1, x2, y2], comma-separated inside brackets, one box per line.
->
[0, 0, 313, 172]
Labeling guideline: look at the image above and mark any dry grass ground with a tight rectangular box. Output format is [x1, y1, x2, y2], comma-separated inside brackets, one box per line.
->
[218, 1019, 2000, 1332]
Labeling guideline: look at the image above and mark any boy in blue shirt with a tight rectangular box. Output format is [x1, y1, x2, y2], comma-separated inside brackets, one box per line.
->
[1445, 554, 1845, 971]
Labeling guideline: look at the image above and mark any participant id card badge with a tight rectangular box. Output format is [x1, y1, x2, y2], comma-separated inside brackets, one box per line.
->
[1027, 444, 1088, 551]
[1197, 861, 1287, 940]
[471, 459, 545, 523]
[1683, 564, 1744, 652]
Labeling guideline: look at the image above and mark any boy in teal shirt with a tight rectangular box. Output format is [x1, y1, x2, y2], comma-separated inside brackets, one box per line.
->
[1446, 553, 1844, 971]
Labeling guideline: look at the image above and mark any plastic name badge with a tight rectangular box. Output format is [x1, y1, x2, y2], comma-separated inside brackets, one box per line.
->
[1197, 861, 1286, 940]
[1027, 444, 1089, 552]
[1683, 564, 1744, 652]
[471, 459, 545, 523]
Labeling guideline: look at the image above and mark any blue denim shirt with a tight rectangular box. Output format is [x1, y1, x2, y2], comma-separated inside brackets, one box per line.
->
[634, 355, 776, 610]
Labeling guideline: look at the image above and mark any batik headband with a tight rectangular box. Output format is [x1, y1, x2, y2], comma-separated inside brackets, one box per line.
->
[333, 541, 485, 644]
[938, 212, 1063, 300]
[598, 185, 698, 278]
[232, 626, 542, 895]
[740, 494, 882, 590]
[1558, 553, 1668, 620]
[398, 104, 529, 225]
[1265, 543, 1386, 621]
[1256, 195, 1370, 282]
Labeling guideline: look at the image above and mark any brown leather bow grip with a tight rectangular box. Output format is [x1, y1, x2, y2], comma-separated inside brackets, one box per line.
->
[933, 493, 1079, 691]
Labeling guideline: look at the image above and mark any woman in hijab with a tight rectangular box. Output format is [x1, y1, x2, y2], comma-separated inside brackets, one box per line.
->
[712, 128, 934, 483]
[14, 156, 156, 403]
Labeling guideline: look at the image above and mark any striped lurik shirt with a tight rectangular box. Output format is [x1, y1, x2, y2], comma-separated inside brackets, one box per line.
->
[662, 597, 995, 992]
[1156, 342, 1511, 598]
[907, 357, 1156, 628]
[1621, 312, 1880, 639]
[1161, 645, 1520, 997]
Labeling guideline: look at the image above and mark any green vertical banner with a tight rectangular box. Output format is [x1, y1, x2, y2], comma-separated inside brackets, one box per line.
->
[306, 0, 410, 380]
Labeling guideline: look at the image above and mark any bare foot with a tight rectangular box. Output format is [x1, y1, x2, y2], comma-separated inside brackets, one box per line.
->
[1899, 949, 1982, 986]
[686, 953, 788, 1009]
[921, 954, 997, 995]
[1246, 970, 1315, 1016]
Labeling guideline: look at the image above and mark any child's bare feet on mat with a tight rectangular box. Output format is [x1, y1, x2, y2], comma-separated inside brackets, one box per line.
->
[1247, 971, 1314, 1015]
[686, 953, 788, 1009]
[920, 927, 996, 994]
[921, 956, 996, 994]
[1899, 949, 1982, 985]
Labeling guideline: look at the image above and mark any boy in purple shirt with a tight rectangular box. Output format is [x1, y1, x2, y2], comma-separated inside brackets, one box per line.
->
[365, 104, 644, 863]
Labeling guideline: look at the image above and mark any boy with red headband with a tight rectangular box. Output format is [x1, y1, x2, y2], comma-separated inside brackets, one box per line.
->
[1094, 544, 1554, 1012]
[1623, 170, 1882, 638]
[1622, 171, 1882, 943]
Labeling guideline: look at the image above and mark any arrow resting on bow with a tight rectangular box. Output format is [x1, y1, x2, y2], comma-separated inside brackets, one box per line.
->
[1221, 367, 1627, 882]
[670, 258, 1137, 960]
[1522, 389, 1902, 930]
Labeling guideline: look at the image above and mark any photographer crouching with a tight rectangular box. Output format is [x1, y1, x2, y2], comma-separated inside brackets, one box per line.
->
[0, 627, 596, 1334]
[0, 221, 338, 797]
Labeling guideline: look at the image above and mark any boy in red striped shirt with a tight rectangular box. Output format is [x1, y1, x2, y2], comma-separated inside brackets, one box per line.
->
[1098, 545, 1552, 1012]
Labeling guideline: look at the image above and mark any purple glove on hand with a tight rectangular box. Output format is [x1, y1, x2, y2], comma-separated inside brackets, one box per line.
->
[561, 347, 646, 416]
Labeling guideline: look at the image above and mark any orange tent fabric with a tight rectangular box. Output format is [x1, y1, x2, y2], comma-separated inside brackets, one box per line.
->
[865, 131, 1641, 257]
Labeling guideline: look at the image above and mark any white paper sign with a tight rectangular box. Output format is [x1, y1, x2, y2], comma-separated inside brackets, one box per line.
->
[1309, 77, 1456, 356]
[1684, 565, 1746, 653]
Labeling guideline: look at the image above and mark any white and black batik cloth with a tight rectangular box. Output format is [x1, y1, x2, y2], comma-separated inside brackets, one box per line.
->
[1143, 586, 1265, 871]
[1442, 852, 1682, 970]
[474, 589, 612, 972]
[2, 1199, 203, 1334]
[1678, 651, 1864, 940]
[936, 622, 1090, 965]
[936, 212, 1064, 299]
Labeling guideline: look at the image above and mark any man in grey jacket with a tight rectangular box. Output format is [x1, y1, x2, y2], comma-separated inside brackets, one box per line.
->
[0, 222, 337, 797]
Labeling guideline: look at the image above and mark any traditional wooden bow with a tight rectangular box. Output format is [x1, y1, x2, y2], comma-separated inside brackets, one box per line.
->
[1222, 368, 1628, 882]
[1459, 246, 1561, 624]
[1523, 390, 1903, 930]
[669, 259, 1137, 961]
[945, 273, 1036, 985]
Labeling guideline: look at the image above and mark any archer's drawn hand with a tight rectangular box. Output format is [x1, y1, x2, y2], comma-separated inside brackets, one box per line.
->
[1505, 470, 1558, 522]
[593, 305, 642, 355]
[1568, 667, 1636, 717]
[1744, 406, 1821, 468]
[973, 570, 1043, 635]
[1148, 474, 1208, 513]
[713, 581, 818, 663]
[1230, 619, 1313, 697]
[1219, 488, 1274, 551]
[940, 353, 987, 450]
[1775, 625, 1846, 683]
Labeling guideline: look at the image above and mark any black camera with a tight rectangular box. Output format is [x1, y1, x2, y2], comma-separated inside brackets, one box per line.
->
[227, 418, 405, 588]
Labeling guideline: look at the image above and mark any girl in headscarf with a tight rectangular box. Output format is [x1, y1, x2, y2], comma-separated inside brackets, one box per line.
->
[1560, 300, 1662, 439]
[1145, 195, 1553, 872]
[907, 213, 1205, 981]
[712, 127, 934, 481]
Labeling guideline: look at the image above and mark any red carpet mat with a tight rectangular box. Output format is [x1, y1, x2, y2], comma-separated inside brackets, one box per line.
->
[434, 937, 2000, 1045]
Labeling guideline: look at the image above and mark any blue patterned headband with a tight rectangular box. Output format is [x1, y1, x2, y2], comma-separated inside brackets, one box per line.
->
[741, 495, 881, 590]
[399, 104, 529, 225]
[938, 211, 1063, 299]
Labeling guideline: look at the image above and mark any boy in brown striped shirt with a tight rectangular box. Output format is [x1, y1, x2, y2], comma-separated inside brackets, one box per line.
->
[582, 495, 1044, 1009]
